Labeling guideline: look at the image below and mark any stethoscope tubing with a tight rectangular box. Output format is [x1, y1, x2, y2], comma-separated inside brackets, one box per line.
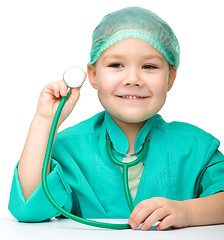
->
[106, 139, 149, 212]
[41, 92, 132, 229]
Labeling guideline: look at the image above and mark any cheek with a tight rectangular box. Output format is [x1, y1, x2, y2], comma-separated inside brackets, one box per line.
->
[97, 72, 118, 96]
[149, 73, 169, 96]
[96, 79, 111, 106]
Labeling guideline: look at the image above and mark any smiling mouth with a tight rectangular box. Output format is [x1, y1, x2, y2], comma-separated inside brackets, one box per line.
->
[116, 95, 148, 99]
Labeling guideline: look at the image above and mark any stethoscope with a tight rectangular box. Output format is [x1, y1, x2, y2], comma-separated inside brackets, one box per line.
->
[41, 66, 150, 229]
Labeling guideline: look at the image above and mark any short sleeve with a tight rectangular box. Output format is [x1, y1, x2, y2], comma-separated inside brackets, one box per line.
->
[8, 159, 73, 222]
[198, 138, 224, 198]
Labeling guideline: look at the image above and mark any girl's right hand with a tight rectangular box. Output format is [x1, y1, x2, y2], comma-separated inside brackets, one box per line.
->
[35, 80, 81, 127]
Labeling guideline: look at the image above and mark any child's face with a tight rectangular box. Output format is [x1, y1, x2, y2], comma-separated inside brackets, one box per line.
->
[88, 38, 176, 124]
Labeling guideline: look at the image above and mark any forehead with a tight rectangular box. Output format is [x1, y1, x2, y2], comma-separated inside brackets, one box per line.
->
[99, 37, 165, 61]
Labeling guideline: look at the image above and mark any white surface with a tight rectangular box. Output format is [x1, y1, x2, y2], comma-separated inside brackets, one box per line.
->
[1, 218, 224, 240]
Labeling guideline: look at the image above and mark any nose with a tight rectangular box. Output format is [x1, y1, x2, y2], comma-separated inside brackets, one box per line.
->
[122, 68, 143, 87]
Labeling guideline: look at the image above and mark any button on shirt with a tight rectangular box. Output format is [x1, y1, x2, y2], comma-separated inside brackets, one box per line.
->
[8, 111, 224, 222]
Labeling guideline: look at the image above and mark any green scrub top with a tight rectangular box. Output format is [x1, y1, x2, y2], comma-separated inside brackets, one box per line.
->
[8, 111, 224, 222]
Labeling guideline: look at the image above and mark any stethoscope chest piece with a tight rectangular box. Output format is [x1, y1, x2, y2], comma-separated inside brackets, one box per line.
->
[63, 66, 87, 88]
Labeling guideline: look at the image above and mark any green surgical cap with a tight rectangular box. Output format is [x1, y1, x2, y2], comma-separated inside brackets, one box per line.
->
[89, 6, 180, 68]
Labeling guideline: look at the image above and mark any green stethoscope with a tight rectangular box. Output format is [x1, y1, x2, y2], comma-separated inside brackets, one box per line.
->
[41, 67, 150, 230]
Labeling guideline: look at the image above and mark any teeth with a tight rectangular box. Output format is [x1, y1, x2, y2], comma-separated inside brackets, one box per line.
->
[122, 96, 142, 99]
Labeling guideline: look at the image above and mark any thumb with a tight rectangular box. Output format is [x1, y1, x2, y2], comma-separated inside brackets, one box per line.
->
[67, 87, 81, 107]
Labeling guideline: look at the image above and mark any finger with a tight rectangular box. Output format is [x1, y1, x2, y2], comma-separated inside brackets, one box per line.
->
[49, 81, 61, 98]
[58, 80, 69, 97]
[70, 86, 81, 95]
[130, 198, 162, 220]
[129, 199, 159, 228]
[156, 215, 173, 231]
[141, 208, 167, 231]
[129, 200, 148, 220]
[129, 205, 155, 229]
[66, 88, 81, 110]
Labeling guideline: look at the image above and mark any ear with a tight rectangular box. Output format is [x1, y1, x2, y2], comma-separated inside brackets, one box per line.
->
[87, 64, 98, 89]
[167, 66, 177, 92]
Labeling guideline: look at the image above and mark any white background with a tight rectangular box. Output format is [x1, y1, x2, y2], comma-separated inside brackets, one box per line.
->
[0, 0, 223, 218]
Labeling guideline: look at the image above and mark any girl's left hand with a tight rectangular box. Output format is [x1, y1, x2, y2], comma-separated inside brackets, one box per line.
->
[128, 197, 191, 231]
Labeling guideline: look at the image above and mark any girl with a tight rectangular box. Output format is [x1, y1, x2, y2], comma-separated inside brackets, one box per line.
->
[9, 6, 224, 231]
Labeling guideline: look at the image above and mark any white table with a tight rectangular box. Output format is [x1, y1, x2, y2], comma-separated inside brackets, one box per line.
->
[1, 218, 224, 240]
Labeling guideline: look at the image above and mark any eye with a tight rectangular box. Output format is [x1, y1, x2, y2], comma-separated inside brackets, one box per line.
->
[109, 63, 123, 68]
[142, 65, 157, 70]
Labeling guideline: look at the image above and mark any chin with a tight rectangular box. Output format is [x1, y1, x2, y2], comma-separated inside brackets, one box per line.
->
[120, 116, 150, 123]
[103, 104, 158, 124]
[113, 111, 155, 124]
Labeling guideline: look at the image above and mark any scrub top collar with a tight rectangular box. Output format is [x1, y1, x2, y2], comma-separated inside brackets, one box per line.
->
[104, 111, 158, 157]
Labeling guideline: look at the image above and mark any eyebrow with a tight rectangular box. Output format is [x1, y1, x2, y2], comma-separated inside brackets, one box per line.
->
[142, 54, 164, 61]
[102, 53, 164, 62]
[101, 54, 125, 62]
